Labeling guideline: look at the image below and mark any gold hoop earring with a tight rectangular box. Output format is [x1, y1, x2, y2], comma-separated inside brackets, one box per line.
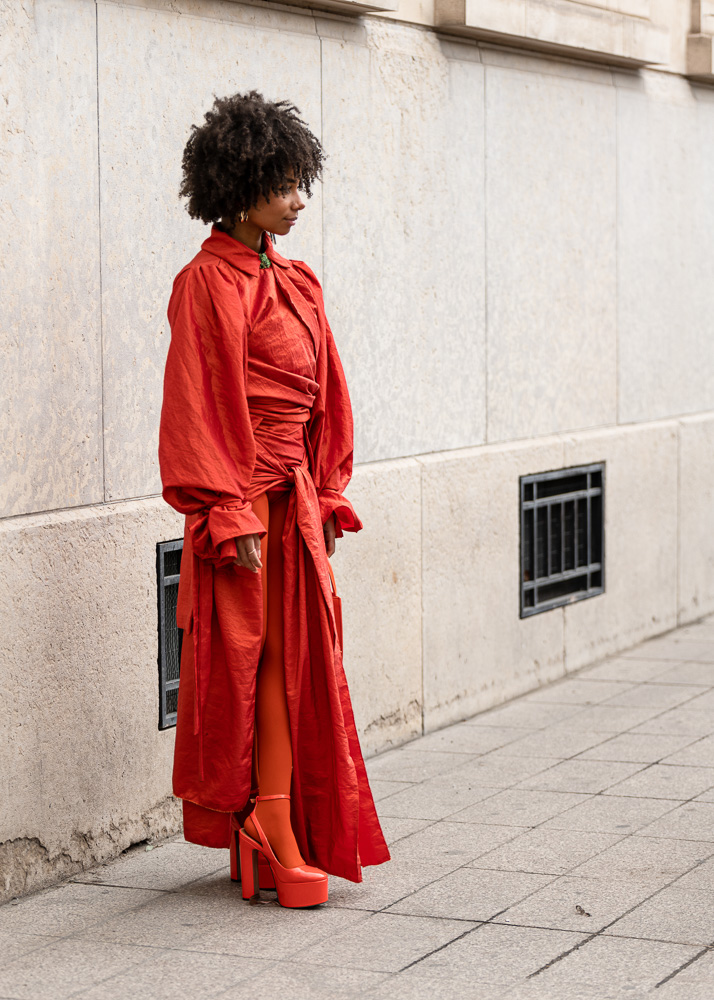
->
[238, 209, 249, 223]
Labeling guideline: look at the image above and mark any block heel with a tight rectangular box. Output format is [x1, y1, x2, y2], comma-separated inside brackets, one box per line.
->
[239, 793, 328, 908]
[229, 812, 275, 889]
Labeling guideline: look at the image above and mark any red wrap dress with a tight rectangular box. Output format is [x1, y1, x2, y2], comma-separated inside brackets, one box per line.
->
[158, 227, 390, 883]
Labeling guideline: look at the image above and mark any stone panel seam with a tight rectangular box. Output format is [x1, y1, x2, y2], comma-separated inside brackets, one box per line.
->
[483, 53, 489, 445]
[419, 455, 425, 737]
[319, 20, 325, 276]
[95, 2, 107, 505]
[615, 80, 620, 426]
[0, 493, 171, 527]
[5, 418, 712, 525]
[445, 34, 623, 82]
[0, 495, 178, 533]
[676, 417, 682, 625]
[97, 0, 324, 37]
[406, 414, 707, 469]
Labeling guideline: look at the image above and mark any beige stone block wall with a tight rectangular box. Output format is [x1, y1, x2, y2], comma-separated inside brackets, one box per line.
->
[484, 56, 617, 443]
[0, 498, 184, 900]
[333, 459, 424, 754]
[562, 422, 679, 671]
[0, 0, 102, 518]
[419, 439, 567, 731]
[678, 413, 714, 623]
[616, 71, 714, 425]
[319, 18, 487, 464]
[418, 418, 709, 730]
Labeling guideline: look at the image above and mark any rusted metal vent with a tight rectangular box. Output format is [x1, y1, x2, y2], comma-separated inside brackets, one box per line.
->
[157, 539, 183, 729]
[520, 463, 604, 617]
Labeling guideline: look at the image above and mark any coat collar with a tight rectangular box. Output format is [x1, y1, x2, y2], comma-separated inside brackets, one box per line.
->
[201, 226, 292, 276]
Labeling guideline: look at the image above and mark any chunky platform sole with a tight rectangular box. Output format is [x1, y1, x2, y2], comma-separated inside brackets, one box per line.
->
[239, 828, 328, 908]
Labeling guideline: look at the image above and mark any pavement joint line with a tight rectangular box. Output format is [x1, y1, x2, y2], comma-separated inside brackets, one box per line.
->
[69, 862, 229, 892]
[68, 881, 177, 893]
[65, 952, 284, 1000]
[66, 856, 230, 895]
[647, 676, 714, 687]
[544, 767, 714, 830]
[62, 938, 288, 959]
[591, 759, 707, 797]
[391, 919, 485, 974]
[412, 744, 574, 787]
[654, 942, 714, 988]
[320, 904, 377, 914]
[230, 901, 380, 964]
[601, 930, 714, 946]
[634, 833, 714, 844]
[208, 963, 344, 1000]
[572, 755, 710, 768]
[64, 951, 155, 1000]
[483, 922, 714, 947]
[469, 865, 616, 876]
[525, 843, 714, 980]
[49, 878, 268, 940]
[600, 791, 714, 801]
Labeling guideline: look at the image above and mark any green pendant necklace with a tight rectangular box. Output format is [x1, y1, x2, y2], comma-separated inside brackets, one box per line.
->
[259, 233, 275, 269]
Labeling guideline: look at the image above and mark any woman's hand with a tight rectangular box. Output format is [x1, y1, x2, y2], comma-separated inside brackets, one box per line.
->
[234, 533, 263, 573]
[323, 513, 336, 558]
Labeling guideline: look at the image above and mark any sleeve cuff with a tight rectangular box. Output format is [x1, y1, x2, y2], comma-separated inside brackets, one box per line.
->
[208, 501, 267, 547]
[189, 500, 266, 567]
[318, 489, 363, 536]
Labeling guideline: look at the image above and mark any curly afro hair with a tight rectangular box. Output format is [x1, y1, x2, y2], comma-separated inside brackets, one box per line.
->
[179, 90, 325, 226]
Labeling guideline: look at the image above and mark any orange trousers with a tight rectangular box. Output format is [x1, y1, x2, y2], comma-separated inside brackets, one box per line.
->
[251, 489, 290, 782]
[247, 489, 304, 867]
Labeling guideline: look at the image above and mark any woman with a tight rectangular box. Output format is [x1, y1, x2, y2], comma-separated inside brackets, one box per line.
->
[158, 91, 390, 908]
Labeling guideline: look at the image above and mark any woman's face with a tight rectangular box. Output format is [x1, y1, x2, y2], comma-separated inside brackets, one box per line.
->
[249, 174, 306, 236]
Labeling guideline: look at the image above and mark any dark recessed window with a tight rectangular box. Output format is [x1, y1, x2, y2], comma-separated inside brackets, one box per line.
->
[520, 463, 604, 617]
[157, 539, 183, 730]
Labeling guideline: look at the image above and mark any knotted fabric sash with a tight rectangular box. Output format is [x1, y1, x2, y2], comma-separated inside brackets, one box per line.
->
[188, 399, 339, 779]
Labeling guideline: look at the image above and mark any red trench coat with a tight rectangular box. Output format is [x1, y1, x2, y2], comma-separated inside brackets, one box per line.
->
[158, 227, 390, 882]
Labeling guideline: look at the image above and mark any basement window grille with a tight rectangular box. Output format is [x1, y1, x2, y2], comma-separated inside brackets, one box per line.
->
[157, 539, 184, 730]
[520, 463, 604, 617]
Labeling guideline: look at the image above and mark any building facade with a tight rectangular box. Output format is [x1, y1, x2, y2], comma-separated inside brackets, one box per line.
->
[2, 0, 714, 900]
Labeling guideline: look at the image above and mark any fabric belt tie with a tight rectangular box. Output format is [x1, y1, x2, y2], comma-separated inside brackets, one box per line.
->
[188, 412, 336, 781]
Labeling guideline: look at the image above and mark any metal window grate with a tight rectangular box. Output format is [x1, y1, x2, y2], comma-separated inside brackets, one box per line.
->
[520, 463, 605, 617]
[157, 538, 184, 729]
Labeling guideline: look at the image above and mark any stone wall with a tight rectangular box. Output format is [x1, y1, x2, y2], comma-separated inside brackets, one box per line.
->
[2, 0, 714, 899]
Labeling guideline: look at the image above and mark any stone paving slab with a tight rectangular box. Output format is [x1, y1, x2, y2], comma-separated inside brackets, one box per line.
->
[539, 792, 682, 834]
[3, 614, 714, 999]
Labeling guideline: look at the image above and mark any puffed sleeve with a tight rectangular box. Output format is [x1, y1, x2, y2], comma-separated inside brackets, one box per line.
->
[293, 260, 363, 538]
[159, 262, 266, 566]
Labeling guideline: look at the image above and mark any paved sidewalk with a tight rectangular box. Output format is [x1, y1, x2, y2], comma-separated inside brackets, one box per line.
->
[4, 617, 714, 1000]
